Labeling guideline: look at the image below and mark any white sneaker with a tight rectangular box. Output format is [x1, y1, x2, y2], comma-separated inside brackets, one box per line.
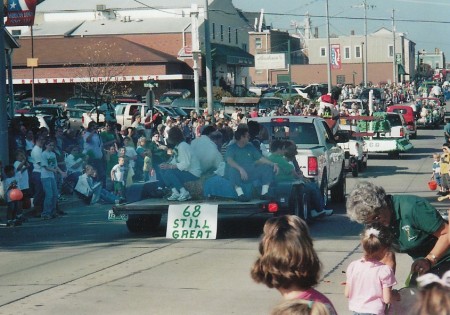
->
[178, 191, 191, 201]
[311, 209, 334, 218]
[167, 192, 180, 201]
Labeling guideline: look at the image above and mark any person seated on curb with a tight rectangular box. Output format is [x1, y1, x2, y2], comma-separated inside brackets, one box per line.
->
[159, 126, 201, 202]
[74, 164, 120, 204]
[282, 140, 333, 218]
[225, 124, 279, 202]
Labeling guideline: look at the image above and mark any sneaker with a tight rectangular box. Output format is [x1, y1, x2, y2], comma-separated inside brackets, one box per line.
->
[167, 192, 180, 201]
[178, 191, 191, 202]
[41, 215, 53, 220]
[57, 211, 67, 216]
[236, 194, 251, 202]
[311, 209, 334, 218]
[12, 219, 22, 226]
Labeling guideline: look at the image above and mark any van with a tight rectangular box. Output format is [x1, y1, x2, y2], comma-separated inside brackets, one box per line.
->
[386, 105, 417, 139]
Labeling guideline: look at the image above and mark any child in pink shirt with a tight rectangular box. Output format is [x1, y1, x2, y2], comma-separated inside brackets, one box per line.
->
[345, 225, 399, 315]
[251, 215, 337, 315]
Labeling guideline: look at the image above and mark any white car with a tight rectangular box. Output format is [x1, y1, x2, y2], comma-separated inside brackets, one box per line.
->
[81, 103, 116, 128]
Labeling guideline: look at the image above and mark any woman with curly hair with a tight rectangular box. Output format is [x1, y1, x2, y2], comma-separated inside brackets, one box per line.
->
[346, 181, 450, 285]
[250, 215, 337, 315]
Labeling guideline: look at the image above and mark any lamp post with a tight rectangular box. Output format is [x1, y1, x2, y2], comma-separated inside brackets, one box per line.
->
[325, 0, 332, 92]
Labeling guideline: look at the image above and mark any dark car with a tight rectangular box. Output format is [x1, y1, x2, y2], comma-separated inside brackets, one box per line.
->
[16, 97, 55, 114]
[358, 88, 385, 110]
[158, 89, 191, 105]
[258, 97, 283, 114]
[66, 96, 93, 109]
[27, 105, 69, 131]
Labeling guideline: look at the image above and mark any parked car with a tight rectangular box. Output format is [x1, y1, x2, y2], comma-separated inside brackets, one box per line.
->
[66, 96, 93, 109]
[387, 105, 417, 139]
[81, 103, 116, 128]
[65, 108, 88, 131]
[16, 97, 55, 114]
[257, 97, 283, 115]
[340, 99, 366, 115]
[25, 104, 69, 131]
[158, 89, 191, 105]
[294, 83, 328, 100]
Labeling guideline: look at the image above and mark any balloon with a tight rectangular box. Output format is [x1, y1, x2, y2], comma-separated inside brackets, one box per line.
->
[9, 189, 23, 201]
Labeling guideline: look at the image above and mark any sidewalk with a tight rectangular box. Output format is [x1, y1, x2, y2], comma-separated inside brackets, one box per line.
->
[0, 193, 81, 222]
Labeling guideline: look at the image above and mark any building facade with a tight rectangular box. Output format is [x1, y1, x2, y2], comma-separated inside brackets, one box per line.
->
[8, 0, 255, 101]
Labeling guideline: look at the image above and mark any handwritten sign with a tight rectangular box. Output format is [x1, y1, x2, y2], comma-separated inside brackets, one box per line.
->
[166, 204, 218, 239]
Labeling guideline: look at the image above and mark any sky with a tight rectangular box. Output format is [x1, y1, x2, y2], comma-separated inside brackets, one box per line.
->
[232, 0, 450, 58]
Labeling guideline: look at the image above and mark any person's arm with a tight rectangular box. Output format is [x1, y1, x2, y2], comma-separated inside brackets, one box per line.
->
[226, 156, 248, 181]
[382, 287, 392, 304]
[411, 223, 449, 274]
[257, 156, 279, 174]
[344, 283, 350, 298]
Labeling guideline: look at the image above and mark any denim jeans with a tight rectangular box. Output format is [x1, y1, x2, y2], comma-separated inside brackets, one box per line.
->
[160, 168, 198, 190]
[31, 171, 44, 210]
[41, 177, 57, 216]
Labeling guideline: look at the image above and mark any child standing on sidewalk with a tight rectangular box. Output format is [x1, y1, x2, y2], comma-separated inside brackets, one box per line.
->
[439, 144, 450, 196]
[431, 153, 443, 195]
[345, 225, 399, 315]
[251, 215, 337, 315]
[111, 156, 126, 200]
[3, 165, 22, 227]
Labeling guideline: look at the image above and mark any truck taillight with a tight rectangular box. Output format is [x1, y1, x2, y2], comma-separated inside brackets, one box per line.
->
[308, 157, 318, 176]
[267, 203, 278, 213]
[400, 128, 404, 137]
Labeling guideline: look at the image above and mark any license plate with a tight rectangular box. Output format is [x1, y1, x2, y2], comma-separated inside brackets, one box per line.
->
[108, 210, 128, 221]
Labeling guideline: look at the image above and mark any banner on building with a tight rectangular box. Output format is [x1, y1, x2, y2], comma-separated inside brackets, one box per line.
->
[5, 0, 37, 26]
[331, 44, 341, 70]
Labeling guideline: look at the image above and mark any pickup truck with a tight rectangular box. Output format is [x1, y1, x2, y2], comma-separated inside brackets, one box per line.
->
[109, 115, 345, 236]
[356, 112, 413, 158]
[250, 116, 346, 205]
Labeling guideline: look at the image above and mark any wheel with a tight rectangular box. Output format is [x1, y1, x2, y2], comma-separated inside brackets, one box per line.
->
[126, 214, 162, 234]
[388, 151, 400, 159]
[330, 170, 346, 203]
[319, 171, 329, 207]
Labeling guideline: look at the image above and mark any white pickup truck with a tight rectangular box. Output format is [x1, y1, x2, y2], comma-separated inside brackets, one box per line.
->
[251, 116, 346, 205]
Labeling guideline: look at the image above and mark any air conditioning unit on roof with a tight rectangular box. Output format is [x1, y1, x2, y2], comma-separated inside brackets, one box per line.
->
[96, 4, 106, 11]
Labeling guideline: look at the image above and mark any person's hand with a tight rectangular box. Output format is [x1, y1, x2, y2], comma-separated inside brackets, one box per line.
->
[411, 258, 432, 275]
[239, 167, 248, 181]
[273, 163, 279, 175]
[391, 289, 401, 302]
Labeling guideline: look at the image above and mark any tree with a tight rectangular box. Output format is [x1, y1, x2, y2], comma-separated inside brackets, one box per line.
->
[66, 40, 140, 122]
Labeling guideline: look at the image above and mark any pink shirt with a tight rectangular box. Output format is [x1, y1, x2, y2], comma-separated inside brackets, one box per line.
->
[296, 288, 337, 315]
[346, 258, 397, 315]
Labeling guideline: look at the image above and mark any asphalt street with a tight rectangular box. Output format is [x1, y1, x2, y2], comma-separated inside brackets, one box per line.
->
[0, 125, 448, 315]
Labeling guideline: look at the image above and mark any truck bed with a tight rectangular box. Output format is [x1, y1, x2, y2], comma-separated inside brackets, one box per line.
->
[112, 197, 270, 216]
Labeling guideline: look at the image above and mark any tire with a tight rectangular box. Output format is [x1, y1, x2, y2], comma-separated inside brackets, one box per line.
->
[319, 171, 329, 207]
[351, 162, 358, 177]
[290, 185, 309, 221]
[388, 151, 400, 159]
[357, 160, 365, 172]
[330, 170, 346, 203]
[126, 214, 162, 234]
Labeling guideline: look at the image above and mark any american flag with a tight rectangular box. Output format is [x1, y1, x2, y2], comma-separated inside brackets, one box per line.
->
[5, 0, 37, 26]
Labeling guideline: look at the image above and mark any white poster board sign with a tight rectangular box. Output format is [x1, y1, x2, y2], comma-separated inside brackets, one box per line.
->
[166, 204, 218, 239]
[255, 53, 286, 70]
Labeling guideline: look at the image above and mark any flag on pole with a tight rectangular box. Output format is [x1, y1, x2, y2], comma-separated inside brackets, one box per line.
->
[5, 0, 37, 26]
[330, 44, 342, 70]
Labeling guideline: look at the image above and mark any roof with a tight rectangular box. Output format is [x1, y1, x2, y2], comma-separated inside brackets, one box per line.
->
[37, 0, 214, 11]
[12, 37, 182, 67]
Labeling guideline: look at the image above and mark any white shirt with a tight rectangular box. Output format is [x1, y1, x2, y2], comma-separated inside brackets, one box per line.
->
[191, 135, 223, 174]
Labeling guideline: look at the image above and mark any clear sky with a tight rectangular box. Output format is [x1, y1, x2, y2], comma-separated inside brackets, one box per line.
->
[232, 0, 449, 57]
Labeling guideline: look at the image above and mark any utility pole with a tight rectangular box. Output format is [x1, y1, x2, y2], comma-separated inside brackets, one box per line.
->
[0, 3, 9, 165]
[392, 9, 397, 85]
[190, 4, 200, 114]
[325, 0, 332, 92]
[363, 0, 368, 87]
[203, 0, 213, 115]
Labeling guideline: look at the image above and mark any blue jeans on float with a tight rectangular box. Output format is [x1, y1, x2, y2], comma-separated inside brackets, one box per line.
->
[41, 177, 57, 216]
[160, 168, 198, 191]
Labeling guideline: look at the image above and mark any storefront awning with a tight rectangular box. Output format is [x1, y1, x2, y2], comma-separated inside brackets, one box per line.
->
[211, 43, 254, 67]
[398, 64, 408, 75]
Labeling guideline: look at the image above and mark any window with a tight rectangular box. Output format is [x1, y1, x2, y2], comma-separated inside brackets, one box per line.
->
[344, 46, 350, 59]
[242, 43, 247, 51]
[235, 29, 238, 44]
[11, 30, 21, 37]
[320, 47, 326, 57]
[228, 27, 231, 43]
[220, 25, 224, 42]
[212, 23, 215, 40]
[388, 45, 394, 57]
[355, 46, 361, 58]
[255, 37, 262, 49]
